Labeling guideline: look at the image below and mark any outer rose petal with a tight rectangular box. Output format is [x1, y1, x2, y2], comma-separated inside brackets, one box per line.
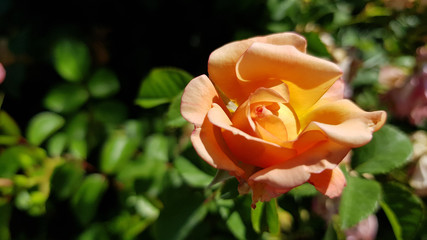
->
[300, 100, 386, 147]
[248, 140, 351, 203]
[236, 42, 342, 115]
[191, 118, 244, 177]
[181, 75, 244, 177]
[309, 167, 346, 198]
[208, 33, 306, 104]
[181, 75, 227, 127]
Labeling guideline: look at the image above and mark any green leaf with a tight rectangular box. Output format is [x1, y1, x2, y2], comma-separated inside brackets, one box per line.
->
[288, 183, 319, 198]
[251, 201, 264, 233]
[77, 223, 110, 240]
[166, 92, 188, 128]
[93, 100, 128, 126]
[43, 83, 89, 114]
[380, 182, 424, 240]
[153, 189, 208, 240]
[71, 174, 108, 225]
[220, 178, 239, 199]
[174, 156, 213, 188]
[352, 125, 412, 174]
[0, 111, 21, 136]
[100, 130, 139, 174]
[144, 134, 169, 163]
[339, 176, 381, 229]
[51, 162, 85, 199]
[0, 203, 11, 240]
[209, 169, 233, 187]
[88, 68, 120, 98]
[26, 112, 65, 146]
[304, 32, 332, 59]
[226, 211, 246, 240]
[136, 68, 193, 108]
[53, 39, 90, 82]
[66, 113, 89, 159]
[46, 132, 68, 157]
[265, 199, 280, 235]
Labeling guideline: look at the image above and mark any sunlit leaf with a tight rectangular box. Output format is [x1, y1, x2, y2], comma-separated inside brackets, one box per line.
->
[136, 68, 192, 108]
[53, 39, 90, 82]
[226, 211, 246, 240]
[251, 201, 263, 234]
[265, 199, 280, 235]
[88, 68, 120, 98]
[339, 176, 381, 229]
[352, 125, 412, 174]
[26, 112, 65, 146]
[380, 182, 424, 240]
[71, 174, 108, 225]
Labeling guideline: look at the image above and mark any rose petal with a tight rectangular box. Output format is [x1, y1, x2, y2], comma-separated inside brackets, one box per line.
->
[309, 167, 346, 198]
[208, 103, 296, 168]
[231, 87, 290, 138]
[236, 42, 342, 115]
[300, 100, 387, 147]
[248, 140, 351, 202]
[181, 74, 228, 127]
[208, 33, 307, 104]
[191, 118, 244, 178]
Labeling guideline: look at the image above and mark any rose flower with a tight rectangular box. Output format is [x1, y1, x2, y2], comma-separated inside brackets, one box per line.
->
[181, 32, 386, 205]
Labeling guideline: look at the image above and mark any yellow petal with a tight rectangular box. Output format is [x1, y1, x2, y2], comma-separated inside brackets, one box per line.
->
[236, 42, 342, 116]
[300, 100, 387, 147]
[208, 103, 296, 168]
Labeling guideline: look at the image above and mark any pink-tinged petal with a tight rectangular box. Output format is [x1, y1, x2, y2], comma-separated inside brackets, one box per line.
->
[191, 117, 245, 178]
[248, 140, 351, 203]
[0, 63, 5, 84]
[181, 75, 228, 127]
[236, 42, 342, 115]
[300, 100, 387, 147]
[208, 103, 297, 168]
[250, 165, 310, 203]
[208, 33, 307, 104]
[316, 77, 345, 104]
[309, 167, 346, 198]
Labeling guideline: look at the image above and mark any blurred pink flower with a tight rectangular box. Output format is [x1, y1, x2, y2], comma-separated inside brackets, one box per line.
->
[0, 63, 5, 84]
[384, 47, 427, 126]
[378, 65, 408, 89]
[312, 194, 378, 240]
[345, 215, 378, 240]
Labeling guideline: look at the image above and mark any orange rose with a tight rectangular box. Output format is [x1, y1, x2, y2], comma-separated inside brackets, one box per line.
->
[181, 32, 386, 205]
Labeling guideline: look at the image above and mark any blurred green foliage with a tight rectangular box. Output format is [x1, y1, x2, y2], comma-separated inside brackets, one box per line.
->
[0, 0, 426, 239]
